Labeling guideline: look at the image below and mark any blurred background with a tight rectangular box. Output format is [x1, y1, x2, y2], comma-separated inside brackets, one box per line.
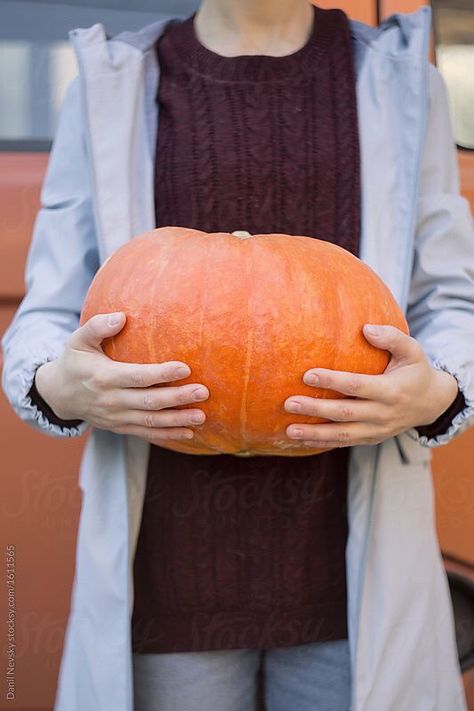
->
[0, 1, 473, 709]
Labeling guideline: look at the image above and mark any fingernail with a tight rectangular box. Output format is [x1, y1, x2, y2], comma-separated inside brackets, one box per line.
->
[193, 387, 208, 400]
[305, 373, 319, 385]
[286, 401, 302, 412]
[107, 312, 123, 326]
[176, 366, 190, 377]
[289, 427, 303, 438]
[365, 325, 379, 335]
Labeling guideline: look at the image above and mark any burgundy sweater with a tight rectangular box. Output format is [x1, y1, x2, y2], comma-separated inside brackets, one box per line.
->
[28, 5, 466, 653]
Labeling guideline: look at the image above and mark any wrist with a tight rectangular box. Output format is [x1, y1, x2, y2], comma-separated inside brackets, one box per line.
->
[35, 359, 74, 421]
[421, 368, 459, 427]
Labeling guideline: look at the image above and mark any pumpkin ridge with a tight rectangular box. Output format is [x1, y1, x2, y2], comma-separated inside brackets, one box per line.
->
[195, 234, 218, 449]
[333, 262, 346, 377]
[146, 238, 168, 363]
[239, 240, 253, 451]
[196, 233, 213, 367]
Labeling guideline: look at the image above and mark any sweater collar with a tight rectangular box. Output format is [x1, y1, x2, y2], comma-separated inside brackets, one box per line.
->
[155, 5, 339, 83]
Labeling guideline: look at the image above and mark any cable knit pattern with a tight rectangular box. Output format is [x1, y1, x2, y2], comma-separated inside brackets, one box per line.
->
[149, 6, 360, 246]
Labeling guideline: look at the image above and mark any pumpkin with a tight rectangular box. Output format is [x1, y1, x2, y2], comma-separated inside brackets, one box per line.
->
[79, 226, 409, 457]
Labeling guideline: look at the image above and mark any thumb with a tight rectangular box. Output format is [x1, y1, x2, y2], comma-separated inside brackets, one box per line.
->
[70, 312, 126, 351]
[363, 324, 418, 363]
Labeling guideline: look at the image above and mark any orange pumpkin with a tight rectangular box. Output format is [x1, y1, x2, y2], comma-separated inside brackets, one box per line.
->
[80, 226, 409, 457]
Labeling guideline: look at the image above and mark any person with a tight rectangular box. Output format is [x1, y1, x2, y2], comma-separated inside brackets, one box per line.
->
[2, 1, 474, 710]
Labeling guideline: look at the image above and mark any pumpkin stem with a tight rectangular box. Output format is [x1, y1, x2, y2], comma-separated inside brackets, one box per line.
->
[232, 230, 252, 239]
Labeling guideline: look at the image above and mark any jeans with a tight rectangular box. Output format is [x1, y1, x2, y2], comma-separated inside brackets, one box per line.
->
[132, 638, 351, 711]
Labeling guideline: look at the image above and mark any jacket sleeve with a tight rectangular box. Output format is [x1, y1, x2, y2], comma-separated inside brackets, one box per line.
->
[405, 63, 474, 447]
[1, 75, 99, 438]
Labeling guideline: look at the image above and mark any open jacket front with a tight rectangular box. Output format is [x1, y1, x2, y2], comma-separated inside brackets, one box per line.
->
[2, 5, 474, 710]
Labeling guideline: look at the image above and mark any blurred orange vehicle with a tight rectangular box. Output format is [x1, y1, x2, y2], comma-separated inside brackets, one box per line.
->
[0, 1, 473, 709]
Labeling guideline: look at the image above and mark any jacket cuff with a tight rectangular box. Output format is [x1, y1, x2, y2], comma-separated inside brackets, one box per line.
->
[414, 387, 466, 439]
[7, 342, 89, 438]
[406, 359, 474, 447]
[28, 372, 85, 429]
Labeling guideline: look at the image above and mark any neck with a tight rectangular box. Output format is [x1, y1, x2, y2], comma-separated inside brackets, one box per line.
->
[194, 0, 314, 57]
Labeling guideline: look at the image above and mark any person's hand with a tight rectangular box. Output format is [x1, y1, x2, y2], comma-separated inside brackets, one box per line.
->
[283, 324, 459, 449]
[34, 312, 209, 443]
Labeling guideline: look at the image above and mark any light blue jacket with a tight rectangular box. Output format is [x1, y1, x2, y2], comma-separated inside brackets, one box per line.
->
[2, 5, 474, 710]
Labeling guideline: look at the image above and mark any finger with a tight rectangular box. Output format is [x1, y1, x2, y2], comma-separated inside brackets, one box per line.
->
[118, 383, 210, 411]
[302, 368, 391, 403]
[363, 324, 420, 363]
[124, 406, 206, 430]
[103, 360, 193, 389]
[71, 312, 126, 351]
[284, 395, 383, 423]
[286, 422, 381, 446]
[114, 424, 195, 442]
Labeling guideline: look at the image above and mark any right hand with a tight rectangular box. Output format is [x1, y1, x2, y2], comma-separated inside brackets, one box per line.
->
[34, 311, 209, 444]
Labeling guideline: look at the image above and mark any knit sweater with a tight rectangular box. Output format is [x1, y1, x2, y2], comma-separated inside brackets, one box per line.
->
[131, 7, 354, 652]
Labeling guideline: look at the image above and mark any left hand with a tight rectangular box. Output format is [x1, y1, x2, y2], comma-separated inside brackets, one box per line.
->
[284, 324, 460, 448]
